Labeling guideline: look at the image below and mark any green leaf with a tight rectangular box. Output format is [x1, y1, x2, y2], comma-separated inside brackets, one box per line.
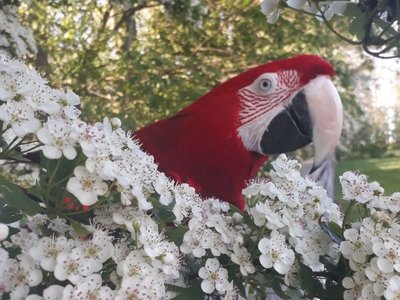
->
[299, 263, 325, 298]
[320, 221, 344, 245]
[374, 18, 398, 36]
[349, 15, 366, 40]
[165, 225, 187, 245]
[7, 155, 31, 163]
[0, 176, 41, 215]
[325, 278, 345, 299]
[271, 280, 290, 300]
[69, 219, 90, 236]
[0, 136, 7, 148]
[0, 206, 23, 223]
[343, 2, 363, 18]
[166, 281, 204, 300]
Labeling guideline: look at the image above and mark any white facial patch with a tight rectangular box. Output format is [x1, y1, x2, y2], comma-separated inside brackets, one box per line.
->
[237, 70, 301, 153]
[238, 105, 286, 153]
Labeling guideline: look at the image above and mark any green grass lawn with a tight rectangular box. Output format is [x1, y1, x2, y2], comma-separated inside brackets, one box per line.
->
[335, 157, 400, 197]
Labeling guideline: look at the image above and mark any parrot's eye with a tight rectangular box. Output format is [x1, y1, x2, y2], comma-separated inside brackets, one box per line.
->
[259, 79, 272, 91]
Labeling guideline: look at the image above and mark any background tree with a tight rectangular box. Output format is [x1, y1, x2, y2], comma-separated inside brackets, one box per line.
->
[18, 0, 382, 160]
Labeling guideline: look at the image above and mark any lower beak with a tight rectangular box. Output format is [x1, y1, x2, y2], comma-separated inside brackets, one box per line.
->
[260, 76, 343, 170]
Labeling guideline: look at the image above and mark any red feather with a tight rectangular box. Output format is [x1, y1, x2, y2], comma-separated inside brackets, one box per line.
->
[135, 55, 334, 210]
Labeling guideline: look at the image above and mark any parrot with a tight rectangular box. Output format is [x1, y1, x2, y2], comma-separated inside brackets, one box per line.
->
[135, 54, 343, 211]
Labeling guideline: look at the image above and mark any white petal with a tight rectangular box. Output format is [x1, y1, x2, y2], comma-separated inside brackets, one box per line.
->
[274, 261, 292, 274]
[28, 269, 43, 287]
[0, 223, 9, 241]
[342, 277, 354, 289]
[94, 182, 108, 196]
[74, 166, 88, 178]
[67, 177, 81, 195]
[12, 124, 29, 137]
[63, 146, 77, 160]
[258, 238, 270, 253]
[372, 242, 386, 257]
[259, 254, 273, 269]
[41, 257, 56, 272]
[23, 118, 41, 133]
[64, 106, 80, 119]
[10, 286, 29, 299]
[77, 191, 98, 206]
[66, 91, 80, 105]
[377, 258, 394, 273]
[198, 267, 208, 279]
[26, 295, 42, 300]
[261, 0, 279, 15]
[0, 104, 10, 122]
[41, 101, 60, 114]
[43, 145, 62, 159]
[267, 9, 280, 24]
[287, 0, 307, 9]
[206, 258, 220, 272]
[352, 251, 367, 263]
[36, 128, 52, 144]
[339, 241, 353, 256]
[201, 280, 215, 294]
[43, 285, 64, 300]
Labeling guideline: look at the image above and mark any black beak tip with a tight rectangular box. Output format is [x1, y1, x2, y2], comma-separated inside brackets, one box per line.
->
[260, 91, 313, 156]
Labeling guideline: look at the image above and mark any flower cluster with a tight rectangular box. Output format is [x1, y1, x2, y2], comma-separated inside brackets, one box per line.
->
[261, 0, 347, 24]
[244, 154, 342, 278]
[0, 5, 37, 58]
[339, 172, 400, 300]
[1, 47, 400, 299]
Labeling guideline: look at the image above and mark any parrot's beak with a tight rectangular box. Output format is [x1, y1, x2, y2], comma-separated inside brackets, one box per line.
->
[260, 76, 343, 170]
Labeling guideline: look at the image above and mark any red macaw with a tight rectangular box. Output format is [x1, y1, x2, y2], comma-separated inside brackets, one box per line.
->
[135, 55, 343, 210]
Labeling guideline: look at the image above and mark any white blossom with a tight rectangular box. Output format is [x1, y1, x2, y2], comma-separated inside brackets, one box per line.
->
[37, 118, 77, 160]
[9, 228, 39, 254]
[153, 172, 174, 205]
[0, 100, 41, 137]
[340, 171, 379, 204]
[0, 255, 42, 296]
[76, 230, 113, 271]
[258, 230, 295, 275]
[62, 274, 114, 300]
[66, 166, 108, 206]
[384, 275, 400, 300]
[117, 250, 153, 278]
[29, 236, 75, 272]
[0, 6, 37, 58]
[230, 244, 255, 276]
[372, 238, 400, 273]
[115, 276, 167, 300]
[54, 248, 97, 284]
[340, 227, 373, 263]
[198, 258, 229, 294]
[365, 257, 391, 297]
[181, 219, 213, 257]
[342, 271, 370, 300]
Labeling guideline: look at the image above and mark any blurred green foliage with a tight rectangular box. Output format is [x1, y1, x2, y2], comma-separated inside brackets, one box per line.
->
[19, 0, 381, 158]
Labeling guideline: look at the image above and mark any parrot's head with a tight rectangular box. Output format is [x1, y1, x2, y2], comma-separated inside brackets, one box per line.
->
[135, 54, 343, 210]
[217, 54, 343, 172]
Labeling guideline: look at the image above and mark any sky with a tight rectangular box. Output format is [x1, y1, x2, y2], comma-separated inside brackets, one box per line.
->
[373, 58, 399, 108]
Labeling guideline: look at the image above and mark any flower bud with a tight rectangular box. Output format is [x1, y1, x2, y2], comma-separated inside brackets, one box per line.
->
[110, 117, 122, 128]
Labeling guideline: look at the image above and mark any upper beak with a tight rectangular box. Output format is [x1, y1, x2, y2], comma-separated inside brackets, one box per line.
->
[260, 76, 343, 170]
